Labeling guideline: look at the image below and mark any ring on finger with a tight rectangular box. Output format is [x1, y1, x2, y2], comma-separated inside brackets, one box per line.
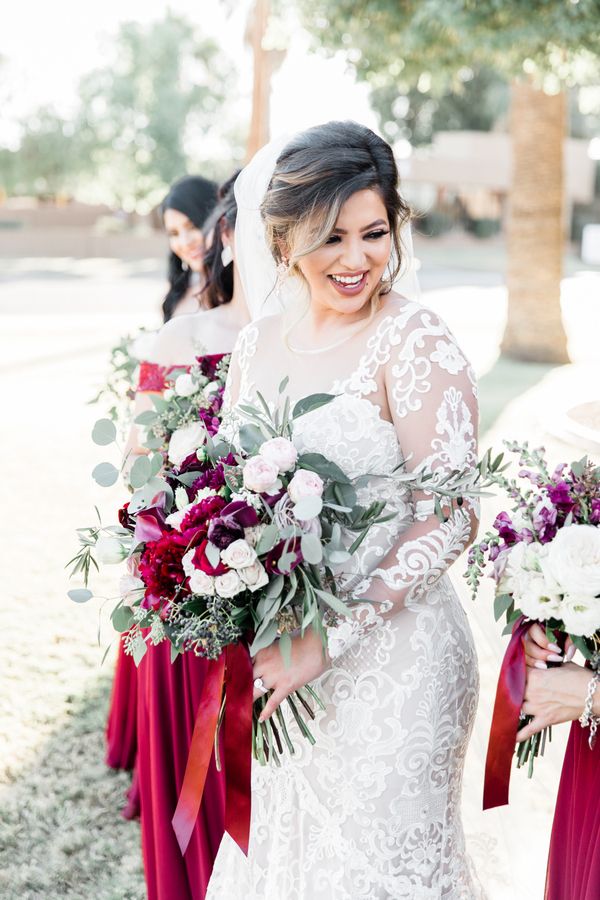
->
[254, 676, 268, 696]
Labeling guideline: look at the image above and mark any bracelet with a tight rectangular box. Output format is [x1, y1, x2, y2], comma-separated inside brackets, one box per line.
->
[579, 670, 600, 750]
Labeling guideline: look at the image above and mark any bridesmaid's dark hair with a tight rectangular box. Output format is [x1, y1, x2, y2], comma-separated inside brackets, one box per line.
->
[161, 175, 218, 322]
[261, 121, 411, 296]
[200, 171, 240, 309]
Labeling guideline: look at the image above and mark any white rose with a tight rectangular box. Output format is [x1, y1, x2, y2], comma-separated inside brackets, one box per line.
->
[287, 469, 324, 504]
[242, 456, 281, 494]
[188, 569, 216, 596]
[168, 422, 207, 467]
[118, 573, 145, 608]
[543, 525, 600, 597]
[204, 380, 220, 398]
[220, 539, 257, 570]
[560, 592, 600, 637]
[174, 373, 197, 397]
[95, 536, 128, 565]
[514, 570, 561, 622]
[259, 437, 298, 473]
[215, 570, 244, 598]
[239, 561, 269, 592]
[244, 525, 265, 548]
[175, 486, 190, 511]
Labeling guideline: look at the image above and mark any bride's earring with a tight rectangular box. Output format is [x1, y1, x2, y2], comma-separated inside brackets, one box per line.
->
[181, 260, 189, 272]
[275, 259, 290, 299]
[221, 244, 233, 267]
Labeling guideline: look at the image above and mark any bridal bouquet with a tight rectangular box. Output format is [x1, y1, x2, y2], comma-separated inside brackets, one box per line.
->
[466, 442, 600, 792]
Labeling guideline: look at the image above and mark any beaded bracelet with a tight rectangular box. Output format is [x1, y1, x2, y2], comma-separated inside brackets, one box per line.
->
[579, 669, 600, 750]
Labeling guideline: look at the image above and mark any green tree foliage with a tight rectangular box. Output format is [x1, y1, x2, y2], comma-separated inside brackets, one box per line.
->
[1, 12, 241, 210]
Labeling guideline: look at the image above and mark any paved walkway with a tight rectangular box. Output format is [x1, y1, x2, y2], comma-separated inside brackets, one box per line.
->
[1, 255, 598, 898]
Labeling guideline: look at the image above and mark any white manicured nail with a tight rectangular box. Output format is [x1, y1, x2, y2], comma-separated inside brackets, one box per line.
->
[547, 653, 563, 663]
[534, 661, 547, 669]
[565, 645, 576, 662]
[547, 643, 562, 654]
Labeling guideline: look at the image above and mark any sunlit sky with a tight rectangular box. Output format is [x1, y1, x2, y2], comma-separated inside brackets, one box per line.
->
[1, 0, 377, 150]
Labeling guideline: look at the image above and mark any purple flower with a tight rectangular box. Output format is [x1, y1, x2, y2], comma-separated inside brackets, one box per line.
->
[207, 500, 260, 549]
[590, 498, 600, 525]
[493, 512, 520, 546]
[532, 502, 558, 544]
[546, 481, 577, 516]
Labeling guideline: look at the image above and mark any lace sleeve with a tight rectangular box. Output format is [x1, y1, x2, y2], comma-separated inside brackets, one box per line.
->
[326, 307, 479, 659]
[219, 322, 259, 432]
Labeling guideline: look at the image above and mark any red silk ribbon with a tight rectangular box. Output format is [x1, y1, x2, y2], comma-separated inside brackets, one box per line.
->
[483, 615, 533, 810]
[172, 642, 254, 856]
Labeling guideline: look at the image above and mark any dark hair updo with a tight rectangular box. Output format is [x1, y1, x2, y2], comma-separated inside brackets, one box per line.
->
[161, 175, 218, 322]
[260, 121, 411, 297]
[200, 170, 240, 309]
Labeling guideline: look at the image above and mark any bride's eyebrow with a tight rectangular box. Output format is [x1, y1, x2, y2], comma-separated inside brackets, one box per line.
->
[332, 219, 388, 234]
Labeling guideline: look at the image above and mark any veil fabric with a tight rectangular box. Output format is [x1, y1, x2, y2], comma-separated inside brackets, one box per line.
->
[234, 132, 420, 322]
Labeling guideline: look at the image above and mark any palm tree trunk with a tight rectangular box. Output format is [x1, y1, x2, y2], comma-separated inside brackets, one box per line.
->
[502, 80, 569, 363]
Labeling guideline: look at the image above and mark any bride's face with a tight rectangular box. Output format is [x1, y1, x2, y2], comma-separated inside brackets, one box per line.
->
[296, 189, 392, 316]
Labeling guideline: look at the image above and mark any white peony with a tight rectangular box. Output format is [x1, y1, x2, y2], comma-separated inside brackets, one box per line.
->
[543, 525, 600, 597]
[239, 561, 269, 592]
[118, 573, 145, 608]
[287, 469, 324, 503]
[560, 592, 600, 637]
[242, 456, 281, 494]
[95, 536, 128, 565]
[168, 422, 207, 467]
[215, 570, 244, 598]
[174, 373, 197, 397]
[220, 539, 257, 570]
[259, 437, 298, 473]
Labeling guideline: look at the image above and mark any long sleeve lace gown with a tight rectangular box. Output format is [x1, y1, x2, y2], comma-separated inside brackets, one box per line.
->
[206, 298, 484, 899]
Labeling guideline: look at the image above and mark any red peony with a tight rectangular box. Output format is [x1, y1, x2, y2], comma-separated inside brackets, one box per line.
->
[180, 494, 227, 538]
[139, 531, 191, 611]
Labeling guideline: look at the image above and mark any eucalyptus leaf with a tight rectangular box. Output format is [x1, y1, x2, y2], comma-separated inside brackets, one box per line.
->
[68, 588, 93, 604]
[279, 632, 292, 667]
[300, 533, 323, 564]
[314, 587, 353, 617]
[250, 620, 279, 655]
[256, 524, 279, 555]
[128, 477, 172, 514]
[111, 603, 134, 633]
[92, 461, 119, 487]
[143, 435, 164, 451]
[134, 410, 159, 426]
[493, 592, 513, 622]
[265, 574, 284, 600]
[293, 495, 323, 521]
[132, 634, 148, 666]
[298, 452, 350, 484]
[92, 418, 117, 446]
[150, 452, 163, 477]
[278, 375, 290, 394]
[239, 423, 265, 454]
[205, 541, 221, 569]
[129, 454, 152, 489]
[325, 548, 352, 565]
[292, 393, 336, 419]
[170, 643, 183, 664]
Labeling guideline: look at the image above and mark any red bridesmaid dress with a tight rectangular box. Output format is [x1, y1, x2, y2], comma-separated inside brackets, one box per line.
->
[545, 722, 600, 899]
[134, 358, 226, 900]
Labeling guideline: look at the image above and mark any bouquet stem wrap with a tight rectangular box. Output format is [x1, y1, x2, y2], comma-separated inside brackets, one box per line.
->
[483, 615, 532, 810]
[172, 642, 253, 856]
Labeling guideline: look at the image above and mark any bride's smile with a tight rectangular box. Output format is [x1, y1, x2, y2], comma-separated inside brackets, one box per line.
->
[296, 188, 392, 318]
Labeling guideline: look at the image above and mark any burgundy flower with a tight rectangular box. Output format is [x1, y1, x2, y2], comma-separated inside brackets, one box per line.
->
[180, 494, 227, 538]
[207, 500, 260, 549]
[191, 538, 228, 576]
[493, 512, 520, 546]
[139, 531, 190, 611]
[265, 537, 303, 575]
[546, 481, 577, 516]
[532, 503, 558, 544]
[118, 502, 135, 532]
[590, 498, 600, 525]
[197, 353, 226, 380]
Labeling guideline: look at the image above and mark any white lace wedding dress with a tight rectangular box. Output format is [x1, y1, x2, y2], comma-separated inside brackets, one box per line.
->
[206, 297, 484, 899]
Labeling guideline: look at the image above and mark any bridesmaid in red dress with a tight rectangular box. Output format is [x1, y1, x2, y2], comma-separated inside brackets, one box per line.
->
[106, 175, 219, 810]
[133, 175, 250, 900]
[521, 624, 600, 899]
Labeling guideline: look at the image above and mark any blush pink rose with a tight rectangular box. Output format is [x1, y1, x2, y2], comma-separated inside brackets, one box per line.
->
[259, 437, 298, 473]
[242, 456, 280, 494]
[287, 469, 324, 503]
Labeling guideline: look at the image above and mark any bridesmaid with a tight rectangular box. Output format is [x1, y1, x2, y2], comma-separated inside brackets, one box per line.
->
[135, 174, 250, 900]
[521, 625, 600, 899]
[105, 175, 219, 801]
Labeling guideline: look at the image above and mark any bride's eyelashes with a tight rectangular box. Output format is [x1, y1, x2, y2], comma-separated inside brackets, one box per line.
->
[324, 229, 389, 246]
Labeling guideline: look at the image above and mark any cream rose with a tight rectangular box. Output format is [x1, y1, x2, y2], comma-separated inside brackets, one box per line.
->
[239, 561, 269, 592]
[259, 437, 298, 473]
[188, 569, 216, 597]
[543, 525, 600, 597]
[220, 539, 257, 570]
[287, 469, 324, 504]
[174, 372, 197, 397]
[215, 570, 244, 598]
[168, 422, 207, 467]
[242, 456, 281, 494]
[95, 536, 128, 565]
[560, 592, 600, 637]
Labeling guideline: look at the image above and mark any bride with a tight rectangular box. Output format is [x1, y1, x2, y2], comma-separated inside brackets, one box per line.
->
[207, 121, 482, 899]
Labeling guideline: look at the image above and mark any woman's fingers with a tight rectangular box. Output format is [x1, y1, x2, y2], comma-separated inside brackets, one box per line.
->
[516, 714, 547, 742]
[258, 687, 289, 722]
[524, 623, 564, 665]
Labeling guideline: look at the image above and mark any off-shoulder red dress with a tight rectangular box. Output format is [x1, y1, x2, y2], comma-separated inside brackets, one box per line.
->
[545, 721, 600, 899]
[134, 358, 227, 900]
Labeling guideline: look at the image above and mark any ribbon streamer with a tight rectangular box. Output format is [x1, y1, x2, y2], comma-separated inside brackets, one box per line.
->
[483, 615, 532, 810]
[172, 642, 253, 857]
